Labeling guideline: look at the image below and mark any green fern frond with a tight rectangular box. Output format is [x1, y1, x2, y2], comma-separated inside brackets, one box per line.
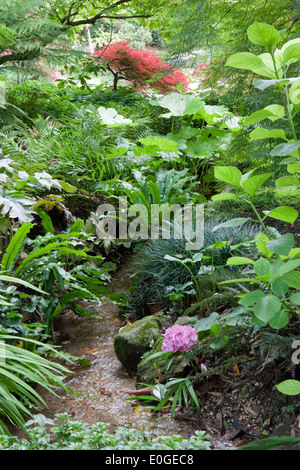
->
[11, 18, 63, 35]
[0, 23, 16, 47]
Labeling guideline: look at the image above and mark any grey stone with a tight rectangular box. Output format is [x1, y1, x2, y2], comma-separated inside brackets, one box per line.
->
[114, 315, 162, 371]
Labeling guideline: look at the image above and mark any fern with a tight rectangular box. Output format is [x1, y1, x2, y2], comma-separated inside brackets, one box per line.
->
[0, 0, 84, 81]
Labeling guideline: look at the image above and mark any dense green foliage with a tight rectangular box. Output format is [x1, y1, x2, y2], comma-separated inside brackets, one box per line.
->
[0, 0, 300, 450]
[0, 413, 211, 450]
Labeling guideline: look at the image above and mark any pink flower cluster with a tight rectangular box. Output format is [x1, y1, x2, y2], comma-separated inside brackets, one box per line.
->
[162, 324, 198, 353]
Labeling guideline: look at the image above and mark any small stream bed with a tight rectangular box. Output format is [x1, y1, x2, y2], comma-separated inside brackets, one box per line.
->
[18, 257, 250, 449]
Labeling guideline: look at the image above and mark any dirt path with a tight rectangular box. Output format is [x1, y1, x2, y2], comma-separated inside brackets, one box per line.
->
[38, 258, 198, 438]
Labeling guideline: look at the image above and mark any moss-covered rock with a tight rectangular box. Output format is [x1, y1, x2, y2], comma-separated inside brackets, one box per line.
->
[114, 315, 162, 371]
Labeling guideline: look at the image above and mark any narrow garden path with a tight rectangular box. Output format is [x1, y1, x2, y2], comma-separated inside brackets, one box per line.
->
[37, 256, 200, 440]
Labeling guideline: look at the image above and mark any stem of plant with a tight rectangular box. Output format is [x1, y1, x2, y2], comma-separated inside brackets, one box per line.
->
[285, 87, 298, 141]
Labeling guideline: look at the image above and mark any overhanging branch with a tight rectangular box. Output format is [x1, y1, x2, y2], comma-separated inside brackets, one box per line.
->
[59, 0, 152, 26]
[63, 13, 152, 26]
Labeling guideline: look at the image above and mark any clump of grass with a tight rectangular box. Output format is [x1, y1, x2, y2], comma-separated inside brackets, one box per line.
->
[127, 218, 260, 318]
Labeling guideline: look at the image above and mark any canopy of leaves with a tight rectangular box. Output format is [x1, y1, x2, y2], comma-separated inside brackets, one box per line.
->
[159, 0, 300, 64]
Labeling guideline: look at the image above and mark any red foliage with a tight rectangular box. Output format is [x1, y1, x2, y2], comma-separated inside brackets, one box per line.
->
[93, 41, 189, 93]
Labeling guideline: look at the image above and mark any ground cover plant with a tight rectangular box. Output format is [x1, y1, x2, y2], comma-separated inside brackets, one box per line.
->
[0, 0, 300, 451]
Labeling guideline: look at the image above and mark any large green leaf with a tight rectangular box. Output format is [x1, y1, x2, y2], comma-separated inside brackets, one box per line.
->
[211, 193, 239, 201]
[226, 256, 254, 266]
[271, 278, 289, 297]
[154, 93, 205, 118]
[0, 275, 46, 294]
[194, 312, 219, 332]
[1, 222, 33, 272]
[275, 259, 300, 276]
[255, 232, 272, 258]
[264, 206, 298, 224]
[253, 77, 300, 91]
[240, 173, 272, 196]
[280, 271, 300, 289]
[249, 128, 287, 141]
[280, 39, 300, 65]
[247, 21, 282, 51]
[289, 292, 300, 305]
[244, 105, 285, 125]
[270, 141, 300, 156]
[276, 379, 300, 396]
[254, 257, 271, 280]
[238, 290, 265, 306]
[225, 52, 276, 78]
[253, 294, 282, 323]
[269, 309, 289, 329]
[287, 163, 300, 174]
[276, 176, 299, 188]
[212, 217, 250, 232]
[266, 233, 295, 256]
[214, 166, 242, 187]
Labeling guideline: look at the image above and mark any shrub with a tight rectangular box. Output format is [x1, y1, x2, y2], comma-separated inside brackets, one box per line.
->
[127, 219, 260, 317]
[94, 41, 190, 93]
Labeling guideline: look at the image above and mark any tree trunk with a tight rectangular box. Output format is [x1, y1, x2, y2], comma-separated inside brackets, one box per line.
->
[113, 73, 119, 92]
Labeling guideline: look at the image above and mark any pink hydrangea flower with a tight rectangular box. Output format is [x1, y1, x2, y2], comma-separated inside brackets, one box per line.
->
[161, 324, 198, 353]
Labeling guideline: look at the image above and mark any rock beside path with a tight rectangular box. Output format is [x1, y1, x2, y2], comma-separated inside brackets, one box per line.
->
[114, 315, 162, 371]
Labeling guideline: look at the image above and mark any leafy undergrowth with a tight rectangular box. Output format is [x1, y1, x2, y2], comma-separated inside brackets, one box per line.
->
[0, 413, 211, 450]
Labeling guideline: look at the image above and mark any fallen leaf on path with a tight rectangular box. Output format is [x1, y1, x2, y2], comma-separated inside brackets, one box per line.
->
[99, 387, 112, 396]
[84, 348, 105, 355]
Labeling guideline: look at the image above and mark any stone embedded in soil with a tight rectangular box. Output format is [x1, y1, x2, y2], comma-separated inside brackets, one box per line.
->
[114, 315, 162, 371]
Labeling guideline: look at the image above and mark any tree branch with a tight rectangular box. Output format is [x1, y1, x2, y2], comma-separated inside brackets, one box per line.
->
[0, 50, 41, 65]
[59, 0, 152, 26]
[64, 13, 152, 26]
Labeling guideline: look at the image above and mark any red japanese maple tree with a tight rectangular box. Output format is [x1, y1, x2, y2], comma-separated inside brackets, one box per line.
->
[93, 41, 189, 93]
